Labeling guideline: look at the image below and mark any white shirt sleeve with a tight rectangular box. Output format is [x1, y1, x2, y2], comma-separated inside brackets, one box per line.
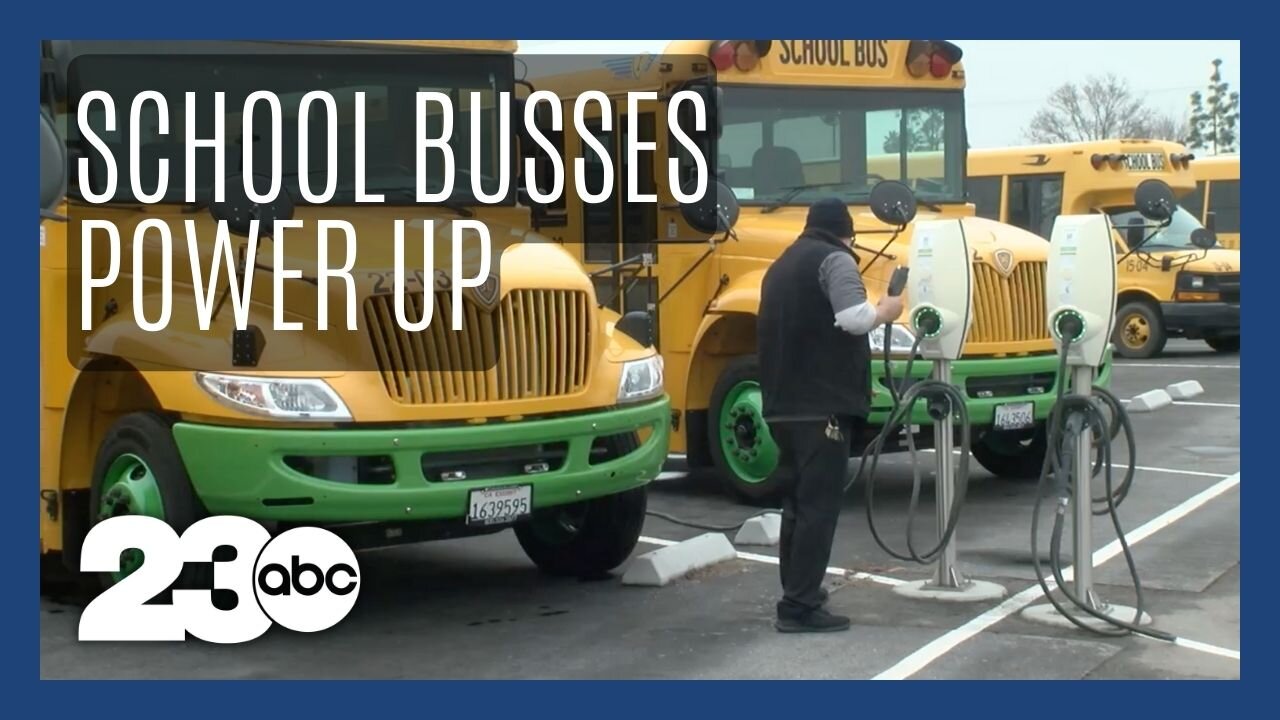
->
[818, 252, 879, 336]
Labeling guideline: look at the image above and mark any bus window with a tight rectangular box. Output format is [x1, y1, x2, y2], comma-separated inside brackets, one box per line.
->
[717, 85, 965, 207]
[1180, 180, 1206, 221]
[1208, 179, 1240, 234]
[620, 112, 657, 260]
[580, 117, 618, 263]
[967, 176, 1002, 220]
[1038, 176, 1062, 238]
[1007, 174, 1062, 238]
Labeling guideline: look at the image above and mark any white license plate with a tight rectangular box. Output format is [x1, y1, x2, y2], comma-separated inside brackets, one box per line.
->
[1123, 153, 1166, 172]
[467, 485, 532, 526]
[993, 402, 1035, 431]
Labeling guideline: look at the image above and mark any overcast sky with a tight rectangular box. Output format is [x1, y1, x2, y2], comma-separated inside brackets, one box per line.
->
[517, 40, 1242, 149]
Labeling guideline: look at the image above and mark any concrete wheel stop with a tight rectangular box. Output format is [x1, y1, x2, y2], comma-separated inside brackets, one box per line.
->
[1128, 389, 1172, 413]
[734, 513, 782, 546]
[622, 533, 737, 587]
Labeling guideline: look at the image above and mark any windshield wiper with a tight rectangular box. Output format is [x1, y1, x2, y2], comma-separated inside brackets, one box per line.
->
[761, 182, 858, 214]
[358, 186, 475, 217]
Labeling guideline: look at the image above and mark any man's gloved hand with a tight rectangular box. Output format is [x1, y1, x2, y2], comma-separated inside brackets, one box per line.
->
[875, 295, 905, 324]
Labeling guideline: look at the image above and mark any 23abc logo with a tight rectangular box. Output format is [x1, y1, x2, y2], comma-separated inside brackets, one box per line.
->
[78, 515, 360, 643]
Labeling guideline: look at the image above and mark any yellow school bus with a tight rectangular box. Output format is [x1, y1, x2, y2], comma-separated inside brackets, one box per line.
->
[40, 39, 669, 587]
[1187, 154, 1240, 250]
[969, 141, 1241, 357]
[523, 40, 1107, 498]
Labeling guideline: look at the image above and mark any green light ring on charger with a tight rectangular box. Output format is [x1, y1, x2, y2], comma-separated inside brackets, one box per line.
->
[912, 306, 944, 338]
[1052, 308, 1087, 342]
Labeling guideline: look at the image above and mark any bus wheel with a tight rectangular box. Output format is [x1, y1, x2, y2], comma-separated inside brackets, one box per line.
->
[515, 478, 647, 579]
[1206, 335, 1240, 353]
[1113, 301, 1167, 359]
[89, 412, 207, 588]
[708, 356, 784, 506]
[972, 426, 1048, 480]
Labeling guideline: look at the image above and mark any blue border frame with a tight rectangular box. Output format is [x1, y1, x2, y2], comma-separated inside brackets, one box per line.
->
[9, 0, 1262, 708]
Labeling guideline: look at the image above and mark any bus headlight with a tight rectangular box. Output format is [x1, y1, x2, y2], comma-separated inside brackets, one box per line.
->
[196, 372, 353, 421]
[617, 355, 664, 404]
[869, 324, 918, 356]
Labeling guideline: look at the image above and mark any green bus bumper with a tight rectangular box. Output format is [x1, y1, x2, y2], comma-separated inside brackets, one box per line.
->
[867, 347, 1114, 427]
[171, 398, 670, 523]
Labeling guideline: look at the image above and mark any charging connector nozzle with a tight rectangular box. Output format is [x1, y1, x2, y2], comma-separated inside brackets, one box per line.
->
[913, 306, 944, 337]
[1053, 309, 1086, 342]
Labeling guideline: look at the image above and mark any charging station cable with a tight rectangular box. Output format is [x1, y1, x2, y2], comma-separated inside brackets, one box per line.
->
[1030, 324, 1174, 641]
[849, 313, 973, 565]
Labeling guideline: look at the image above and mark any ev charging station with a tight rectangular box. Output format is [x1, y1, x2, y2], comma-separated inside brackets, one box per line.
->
[1021, 213, 1152, 630]
[889, 218, 1005, 603]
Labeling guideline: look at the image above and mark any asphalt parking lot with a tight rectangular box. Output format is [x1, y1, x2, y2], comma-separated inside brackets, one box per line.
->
[40, 339, 1240, 680]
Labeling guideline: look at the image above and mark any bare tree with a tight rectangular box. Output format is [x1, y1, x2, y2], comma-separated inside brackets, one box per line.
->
[1024, 74, 1180, 143]
[1145, 112, 1190, 143]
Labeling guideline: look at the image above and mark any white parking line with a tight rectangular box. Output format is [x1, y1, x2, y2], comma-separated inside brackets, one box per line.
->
[872, 472, 1240, 679]
[638, 536, 905, 587]
[1132, 465, 1230, 479]
[1173, 401, 1240, 409]
[925, 450, 1232, 480]
[1119, 398, 1240, 409]
[1117, 363, 1238, 370]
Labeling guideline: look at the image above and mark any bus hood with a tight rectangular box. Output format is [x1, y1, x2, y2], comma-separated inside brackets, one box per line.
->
[1155, 247, 1240, 274]
[728, 208, 1050, 265]
[86, 204, 593, 311]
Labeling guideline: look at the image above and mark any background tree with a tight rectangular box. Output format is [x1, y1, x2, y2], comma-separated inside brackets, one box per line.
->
[883, 108, 946, 152]
[1023, 74, 1184, 143]
[1187, 59, 1240, 154]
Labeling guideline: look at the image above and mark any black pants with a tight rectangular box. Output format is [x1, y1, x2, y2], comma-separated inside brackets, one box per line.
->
[772, 415, 862, 617]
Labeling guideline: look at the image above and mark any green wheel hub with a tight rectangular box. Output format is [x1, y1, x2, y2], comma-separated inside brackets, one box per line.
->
[97, 453, 165, 582]
[718, 380, 779, 484]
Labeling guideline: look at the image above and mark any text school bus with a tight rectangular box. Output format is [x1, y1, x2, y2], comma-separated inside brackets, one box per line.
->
[522, 40, 1109, 500]
[968, 141, 1240, 357]
[1186, 154, 1240, 250]
[40, 39, 670, 587]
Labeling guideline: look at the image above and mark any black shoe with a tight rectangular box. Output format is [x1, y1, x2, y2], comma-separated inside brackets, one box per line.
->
[774, 608, 851, 633]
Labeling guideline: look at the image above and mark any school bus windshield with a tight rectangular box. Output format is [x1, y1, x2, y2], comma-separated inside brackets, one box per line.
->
[70, 52, 512, 206]
[1107, 206, 1216, 251]
[716, 86, 966, 205]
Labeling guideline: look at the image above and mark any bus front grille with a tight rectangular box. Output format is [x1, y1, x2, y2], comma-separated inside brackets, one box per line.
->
[969, 261, 1050, 344]
[364, 289, 592, 404]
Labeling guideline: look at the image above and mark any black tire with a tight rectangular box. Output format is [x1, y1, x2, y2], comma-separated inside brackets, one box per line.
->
[972, 425, 1048, 480]
[515, 486, 648, 578]
[707, 355, 787, 506]
[1206, 335, 1240, 353]
[1112, 301, 1167, 359]
[515, 433, 647, 578]
[89, 412, 208, 589]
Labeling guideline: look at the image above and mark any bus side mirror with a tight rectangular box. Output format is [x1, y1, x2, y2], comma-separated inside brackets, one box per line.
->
[210, 173, 295, 237]
[1204, 211, 1217, 233]
[1134, 178, 1175, 223]
[40, 109, 67, 219]
[1190, 228, 1217, 250]
[679, 179, 739, 235]
[616, 310, 655, 348]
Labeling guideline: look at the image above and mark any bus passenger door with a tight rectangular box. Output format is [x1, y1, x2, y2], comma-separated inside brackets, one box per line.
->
[573, 101, 665, 348]
[1007, 173, 1064, 239]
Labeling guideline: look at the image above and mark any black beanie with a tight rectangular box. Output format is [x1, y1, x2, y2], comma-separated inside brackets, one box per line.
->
[804, 197, 854, 239]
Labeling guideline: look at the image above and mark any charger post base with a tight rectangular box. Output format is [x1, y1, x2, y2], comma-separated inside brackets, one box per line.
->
[1022, 602, 1152, 630]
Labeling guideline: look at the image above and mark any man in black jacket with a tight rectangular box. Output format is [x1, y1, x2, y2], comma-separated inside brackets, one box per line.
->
[758, 197, 904, 633]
